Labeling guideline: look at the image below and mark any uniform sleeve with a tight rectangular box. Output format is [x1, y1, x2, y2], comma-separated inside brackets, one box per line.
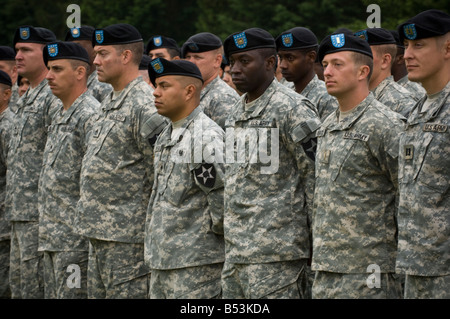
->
[287, 101, 322, 228]
[192, 128, 225, 235]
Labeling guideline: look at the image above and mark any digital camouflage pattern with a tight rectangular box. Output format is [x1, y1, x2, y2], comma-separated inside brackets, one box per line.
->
[88, 239, 150, 299]
[8, 84, 19, 108]
[312, 271, 403, 299]
[150, 262, 223, 299]
[74, 77, 166, 243]
[199, 75, 239, 130]
[397, 75, 426, 102]
[221, 259, 310, 299]
[87, 70, 113, 104]
[372, 75, 416, 118]
[299, 74, 338, 121]
[38, 92, 99, 252]
[224, 79, 320, 264]
[145, 107, 225, 270]
[5, 79, 58, 222]
[0, 107, 13, 299]
[312, 93, 405, 274]
[396, 82, 450, 278]
[0, 108, 13, 241]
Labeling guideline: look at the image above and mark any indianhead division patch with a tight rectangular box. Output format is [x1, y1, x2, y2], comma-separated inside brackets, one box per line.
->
[95, 30, 104, 44]
[151, 58, 164, 74]
[233, 32, 248, 49]
[20, 27, 30, 40]
[331, 33, 345, 48]
[153, 36, 162, 47]
[403, 24, 417, 40]
[71, 27, 81, 38]
[194, 163, 216, 189]
[47, 44, 58, 57]
[282, 33, 294, 47]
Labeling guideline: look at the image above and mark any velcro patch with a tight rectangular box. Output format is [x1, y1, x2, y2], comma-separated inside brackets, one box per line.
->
[343, 131, 369, 142]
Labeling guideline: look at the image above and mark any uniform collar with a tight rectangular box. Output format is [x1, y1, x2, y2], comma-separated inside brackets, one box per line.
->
[230, 78, 278, 123]
[407, 81, 450, 125]
[102, 76, 143, 111]
[325, 92, 374, 131]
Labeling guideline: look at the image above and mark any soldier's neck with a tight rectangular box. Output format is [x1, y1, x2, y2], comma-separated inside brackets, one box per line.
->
[294, 70, 315, 94]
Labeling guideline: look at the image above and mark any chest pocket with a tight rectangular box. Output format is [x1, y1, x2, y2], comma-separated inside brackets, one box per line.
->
[45, 133, 68, 167]
[400, 131, 449, 192]
[91, 121, 115, 156]
[156, 155, 194, 207]
[329, 134, 368, 183]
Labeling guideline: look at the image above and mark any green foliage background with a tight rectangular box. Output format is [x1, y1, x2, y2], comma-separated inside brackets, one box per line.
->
[0, 0, 447, 48]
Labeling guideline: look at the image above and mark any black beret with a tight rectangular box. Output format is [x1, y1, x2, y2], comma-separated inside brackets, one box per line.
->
[13, 26, 56, 47]
[148, 58, 203, 87]
[389, 30, 403, 48]
[318, 32, 373, 63]
[181, 32, 222, 58]
[139, 55, 151, 70]
[65, 26, 95, 42]
[354, 28, 396, 45]
[93, 23, 143, 46]
[398, 9, 450, 42]
[224, 28, 276, 60]
[276, 27, 318, 51]
[145, 35, 180, 55]
[0, 46, 16, 61]
[0, 70, 12, 87]
[43, 41, 90, 65]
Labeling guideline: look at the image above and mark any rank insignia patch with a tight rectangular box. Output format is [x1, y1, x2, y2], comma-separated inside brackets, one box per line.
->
[282, 33, 294, 47]
[71, 28, 81, 38]
[354, 30, 368, 41]
[331, 33, 345, 48]
[188, 43, 199, 52]
[153, 36, 162, 47]
[20, 27, 30, 40]
[404, 145, 414, 160]
[194, 163, 216, 188]
[95, 30, 104, 44]
[403, 24, 417, 40]
[151, 58, 164, 74]
[233, 32, 248, 49]
[47, 44, 58, 57]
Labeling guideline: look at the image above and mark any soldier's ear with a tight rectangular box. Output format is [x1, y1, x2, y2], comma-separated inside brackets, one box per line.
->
[265, 55, 276, 71]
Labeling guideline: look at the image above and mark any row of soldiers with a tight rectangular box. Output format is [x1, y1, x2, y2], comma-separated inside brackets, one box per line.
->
[0, 8, 448, 299]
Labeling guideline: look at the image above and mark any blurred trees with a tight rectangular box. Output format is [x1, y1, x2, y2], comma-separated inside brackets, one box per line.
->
[0, 0, 447, 47]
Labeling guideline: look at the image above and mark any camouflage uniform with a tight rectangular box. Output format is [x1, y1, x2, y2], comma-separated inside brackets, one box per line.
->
[223, 79, 320, 299]
[0, 107, 13, 298]
[396, 82, 450, 299]
[9, 84, 20, 108]
[279, 77, 295, 90]
[74, 77, 166, 299]
[38, 92, 99, 299]
[312, 93, 405, 299]
[5, 79, 58, 299]
[397, 75, 426, 102]
[87, 70, 113, 104]
[145, 107, 225, 299]
[199, 75, 239, 130]
[300, 74, 338, 121]
[372, 75, 416, 118]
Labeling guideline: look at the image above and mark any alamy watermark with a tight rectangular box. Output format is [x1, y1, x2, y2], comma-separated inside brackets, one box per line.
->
[167, 119, 280, 174]
[366, 264, 381, 289]
[66, 264, 81, 289]
[366, 4, 381, 28]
